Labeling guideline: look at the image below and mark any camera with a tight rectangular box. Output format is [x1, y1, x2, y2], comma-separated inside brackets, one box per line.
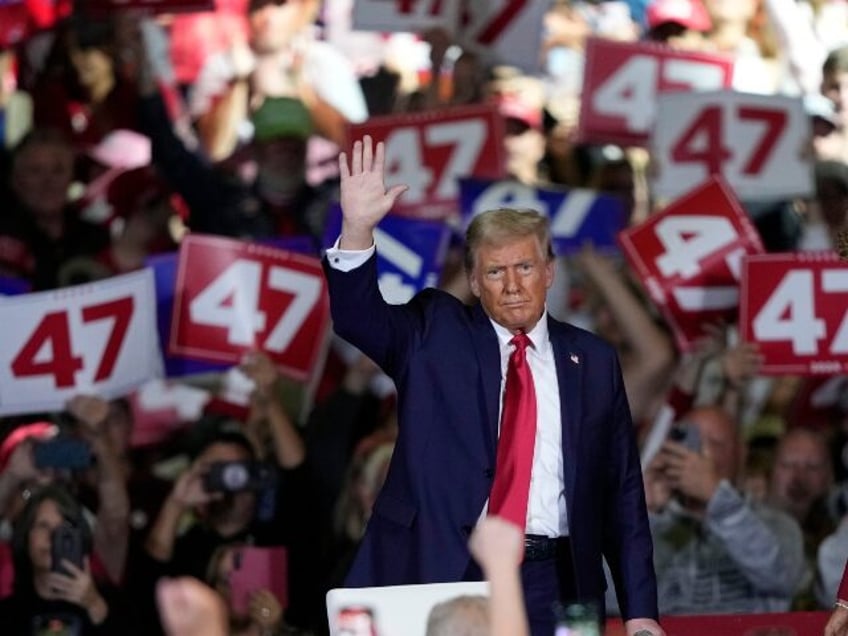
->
[203, 461, 275, 493]
[51, 523, 85, 575]
[34, 438, 93, 471]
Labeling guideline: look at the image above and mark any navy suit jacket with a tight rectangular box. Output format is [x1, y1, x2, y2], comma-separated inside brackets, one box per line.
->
[323, 254, 658, 621]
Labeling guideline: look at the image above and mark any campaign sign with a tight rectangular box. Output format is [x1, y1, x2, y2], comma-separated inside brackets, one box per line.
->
[353, 1, 545, 72]
[653, 91, 812, 201]
[170, 235, 329, 381]
[462, 0, 548, 73]
[618, 177, 764, 351]
[0, 269, 162, 416]
[458, 177, 625, 255]
[740, 252, 848, 375]
[323, 204, 451, 304]
[579, 37, 734, 147]
[148, 252, 229, 378]
[346, 104, 506, 220]
[0, 276, 31, 296]
[353, 0, 457, 33]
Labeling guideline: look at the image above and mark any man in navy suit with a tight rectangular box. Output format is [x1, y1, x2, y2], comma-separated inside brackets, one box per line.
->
[323, 136, 664, 636]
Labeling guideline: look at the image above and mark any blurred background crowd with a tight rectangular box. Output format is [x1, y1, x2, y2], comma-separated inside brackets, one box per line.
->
[1, 0, 848, 634]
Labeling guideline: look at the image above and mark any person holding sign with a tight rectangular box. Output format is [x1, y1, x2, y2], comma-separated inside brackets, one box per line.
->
[323, 136, 663, 636]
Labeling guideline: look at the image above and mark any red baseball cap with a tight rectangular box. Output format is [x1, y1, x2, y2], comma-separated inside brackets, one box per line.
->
[646, 0, 712, 32]
[0, 422, 55, 473]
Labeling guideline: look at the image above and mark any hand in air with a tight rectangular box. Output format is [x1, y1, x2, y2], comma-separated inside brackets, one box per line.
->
[338, 135, 408, 249]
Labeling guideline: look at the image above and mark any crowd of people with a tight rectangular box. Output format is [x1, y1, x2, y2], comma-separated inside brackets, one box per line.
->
[1, 0, 848, 634]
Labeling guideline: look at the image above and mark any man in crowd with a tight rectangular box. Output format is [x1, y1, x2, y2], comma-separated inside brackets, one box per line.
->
[322, 135, 663, 636]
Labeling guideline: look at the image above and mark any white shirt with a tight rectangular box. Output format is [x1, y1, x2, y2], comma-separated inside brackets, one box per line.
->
[325, 241, 569, 536]
[489, 317, 568, 537]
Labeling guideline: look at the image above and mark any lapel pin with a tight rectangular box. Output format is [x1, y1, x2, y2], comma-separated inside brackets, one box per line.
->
[570, 353, 580, 365]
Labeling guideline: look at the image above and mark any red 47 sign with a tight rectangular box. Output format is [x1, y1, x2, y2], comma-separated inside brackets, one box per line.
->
[653, 91, 812, 201]
[579, 38, 734, 147]
[740, 253, 848, 375]
[347, 104, 505, 220]
[618, 178, 764, 351]
[0, 270, 162, 416]
[169, 235, 329, 380]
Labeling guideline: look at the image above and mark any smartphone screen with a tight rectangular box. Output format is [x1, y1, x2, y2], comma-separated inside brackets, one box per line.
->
[51, 524, 84, 575]
[228, 546, 288, 616]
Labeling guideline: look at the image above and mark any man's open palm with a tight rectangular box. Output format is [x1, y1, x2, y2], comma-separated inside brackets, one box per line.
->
[339, 135, 408, 249]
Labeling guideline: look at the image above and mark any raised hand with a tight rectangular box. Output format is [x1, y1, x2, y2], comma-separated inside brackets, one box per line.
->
[470, 515, 524, 574]
[338, 135, 408, 250]
[157, 577, 228, 636]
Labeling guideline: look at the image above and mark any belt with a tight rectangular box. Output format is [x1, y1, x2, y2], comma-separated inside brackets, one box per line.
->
[524, 534, 569, 562]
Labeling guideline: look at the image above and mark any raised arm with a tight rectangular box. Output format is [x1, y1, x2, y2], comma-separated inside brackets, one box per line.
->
[338, 135, 408, 250]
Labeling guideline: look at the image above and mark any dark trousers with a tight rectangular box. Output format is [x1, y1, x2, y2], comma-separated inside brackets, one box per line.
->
[465, 537, 596, 636]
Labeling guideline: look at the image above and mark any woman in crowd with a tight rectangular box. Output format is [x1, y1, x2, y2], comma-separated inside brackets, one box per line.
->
[0, 484, 127, 634]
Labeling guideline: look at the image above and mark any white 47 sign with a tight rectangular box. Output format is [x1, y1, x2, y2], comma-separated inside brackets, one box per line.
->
[653, 91, 812, 201]
[170, 235, 329, 380]
[0, 269, 162, 416]
[741, 253, 848, 375]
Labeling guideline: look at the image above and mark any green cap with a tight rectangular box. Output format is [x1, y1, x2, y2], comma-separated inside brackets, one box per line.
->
[251, 97, 313, 142]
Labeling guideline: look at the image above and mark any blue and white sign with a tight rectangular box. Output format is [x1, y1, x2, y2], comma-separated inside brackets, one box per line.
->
[458, 177, 626, 255]
[323, 205, 451, 304]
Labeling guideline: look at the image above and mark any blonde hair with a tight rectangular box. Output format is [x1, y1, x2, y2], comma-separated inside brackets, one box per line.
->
[464, 208, 553, 272]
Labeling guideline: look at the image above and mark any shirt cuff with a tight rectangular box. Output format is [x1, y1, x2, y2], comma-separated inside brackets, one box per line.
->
[325, 236, 375, 272]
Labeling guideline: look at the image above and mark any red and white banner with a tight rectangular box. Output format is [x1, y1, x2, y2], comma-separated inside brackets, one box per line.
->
[169, 235, 330, 381]
[0, 269, 161, 416]
[578, 38, 734, 147]
[353, 1, 545, 72]
[652, 91, 813, 201]
[84, 0, 213, 15]
[346, 104, 506, 220]
[618, 178, 764, 351]
[740, 252, 848, 375]
[462, 0, 547, 73]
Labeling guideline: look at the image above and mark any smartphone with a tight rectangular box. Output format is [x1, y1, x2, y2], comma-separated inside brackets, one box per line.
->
[203, 461, 275, 493]
[33, 438, 93, 471]
[668, 422, 701, 453]
[32, 613, 82, 636]
[229, 546, 288, 616]
[51, 523, 85, 576]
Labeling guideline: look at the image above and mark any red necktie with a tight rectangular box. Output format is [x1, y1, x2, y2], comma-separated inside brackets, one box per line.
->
[488, 332, 537, 530]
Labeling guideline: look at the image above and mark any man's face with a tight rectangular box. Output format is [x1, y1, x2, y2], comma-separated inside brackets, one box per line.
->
[468, 235, 553, 334]
[11, 142, 74, 217]
[822, 69, 848, 124]
[249, 1, 306, 54]
[770, 434, 832, 521]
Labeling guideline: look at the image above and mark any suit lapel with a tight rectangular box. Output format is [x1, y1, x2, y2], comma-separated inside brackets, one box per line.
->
[549, 316, 583, 513]
[471, 304, 501, 458]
